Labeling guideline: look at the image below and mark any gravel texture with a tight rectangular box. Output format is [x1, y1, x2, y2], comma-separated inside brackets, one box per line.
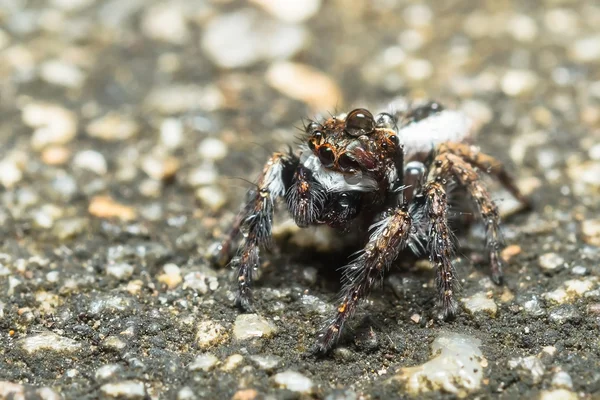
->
[1, 0, 599, 399]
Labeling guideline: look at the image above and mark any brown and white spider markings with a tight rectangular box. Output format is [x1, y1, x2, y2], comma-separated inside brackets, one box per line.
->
[210, 100, 530, 353]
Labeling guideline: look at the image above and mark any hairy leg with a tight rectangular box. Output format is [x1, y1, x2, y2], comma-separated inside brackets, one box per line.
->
[443, 152, 506, 284]
[422, 178, 460, 318]
[439, 142, 530, 207]
[215, 152, 298, 311]
[315, 206, 412, 353]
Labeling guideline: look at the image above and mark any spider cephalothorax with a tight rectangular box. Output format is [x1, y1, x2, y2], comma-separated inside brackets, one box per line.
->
[210, 100, 529, 353]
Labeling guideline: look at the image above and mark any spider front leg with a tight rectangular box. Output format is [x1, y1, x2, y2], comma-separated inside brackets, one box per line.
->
[441, 142, 530, 207]
[423, 180, 460, 318]
[217, 152, 298, 311]
[315, 207, 412, 353]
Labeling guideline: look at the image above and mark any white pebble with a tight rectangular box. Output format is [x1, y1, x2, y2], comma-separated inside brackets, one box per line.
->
[461, 292, 497, 316]
[198, 137, 228, 160]
[40, 59, 85, 89]
[87, 113, 139, 141]
[141, 3, 189, 45]
[404, 58, 433, 80]
[95, 364, 122, 380]
[221, 354, 244, 371]
[538, 253, 565, 271]
[189, 354, 219, 371]
[23, 103, 78, 150]
[233, 313, 277, 340]
[273, 370, 314, 393]
[100, 381, 146, 399]
[18, 331, 81, 354]
[196, 186, 226, 212]
[73, 150, 108, 174]
[202, 9, 307, 69]
[196, 320, 227, 349]
[250, 0, 321, 23]
[0, 159, 23, 188]
[501, 69, 538, 96]
[392, 332, 485, 395]
[507, 14, 538, 42]
[539, 389, 578, 400]
[106, 263, 134, 280]
[551, 370, 573, 389]
[572, 35, 600, 62]
[160, 118, 184, 149]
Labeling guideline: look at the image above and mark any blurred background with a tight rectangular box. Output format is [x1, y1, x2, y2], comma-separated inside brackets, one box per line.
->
[0, 0, 599, 399]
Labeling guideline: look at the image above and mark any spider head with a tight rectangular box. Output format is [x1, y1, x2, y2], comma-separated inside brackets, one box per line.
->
[305, 108, 401, 175]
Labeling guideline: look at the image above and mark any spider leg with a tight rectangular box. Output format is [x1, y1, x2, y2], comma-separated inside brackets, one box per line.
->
[315, 207, 412, 353]
[222, 152, 298, 311]
[422, 178, 460, 319]
[440, 142, 530, 207]
[442, 152, 506, 284]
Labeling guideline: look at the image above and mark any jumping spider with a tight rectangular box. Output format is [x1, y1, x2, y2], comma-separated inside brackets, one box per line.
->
[211, 101, 529, 353]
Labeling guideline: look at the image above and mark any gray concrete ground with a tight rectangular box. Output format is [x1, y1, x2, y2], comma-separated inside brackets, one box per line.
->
[0, 0, 599, 399]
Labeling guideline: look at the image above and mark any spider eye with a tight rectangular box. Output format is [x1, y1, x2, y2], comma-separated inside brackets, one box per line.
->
[388, 134, 400, 146]
[318, 146, 335, 167]
[345, 108, 375, 137]
[338, 153, 360, 173]
[375, 112, 396, 129]
[306, 121, 320, 134]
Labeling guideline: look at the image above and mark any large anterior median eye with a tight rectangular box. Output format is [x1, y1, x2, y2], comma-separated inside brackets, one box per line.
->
[318, 145, 335, 167]
[345, 108, 375, 137]
[337, 152, 359, 173]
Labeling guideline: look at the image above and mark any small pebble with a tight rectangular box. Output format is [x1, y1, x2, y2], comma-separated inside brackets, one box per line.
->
[19, 331, 81, 354]
[461, 292, 497, 317]
[581, 219, 600, 247]
[539, 389, 578, 400]
[101, 336, 127, 351]
[106, 263, 134, 280]
[198, 138, 228, 161]
[202, 9, 308, 69]
[232, 389, 259, 400]
[221, 354, 244, 371]
[273, 370, 314, 393]
[141, 3, 189, 45]
[501, 69, 538, 96]
[551, 371, 573, 390]
[41, 146, 70, 165]
[88, 196, 137, 221]
[100, 381, 147, 399]
[189, 354, 219, 371]
[390, 332, 485, 395]
[95, 364, 123, 381]
[157, 263, 182, 289]
[548, 305, 580, 324]
[141, 155, 180, 181]
[40, 59, 85, 89]
[233, 314, 277, 340]
[73, 150, 108, 174]
[250, 354, 281, 371]
[250, 0, 321, 23]
[571, 34, 600, 63]
[23, 102, 78, 150]
[538, 253, 565, 272]
[508, 355, 545, 384]
[265, 61, 342, 110]
[196, 187, 226, 212]
[87, 113, 139, 141]
[196, 320, 227, 349]
[160, 118, 184, 149]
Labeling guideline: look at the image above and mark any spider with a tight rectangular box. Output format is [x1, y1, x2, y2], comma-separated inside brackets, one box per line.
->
[210, 100, 530, 353]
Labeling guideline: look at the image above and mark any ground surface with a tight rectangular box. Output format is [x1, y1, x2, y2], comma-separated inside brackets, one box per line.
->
[0, 0, 600, 399]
